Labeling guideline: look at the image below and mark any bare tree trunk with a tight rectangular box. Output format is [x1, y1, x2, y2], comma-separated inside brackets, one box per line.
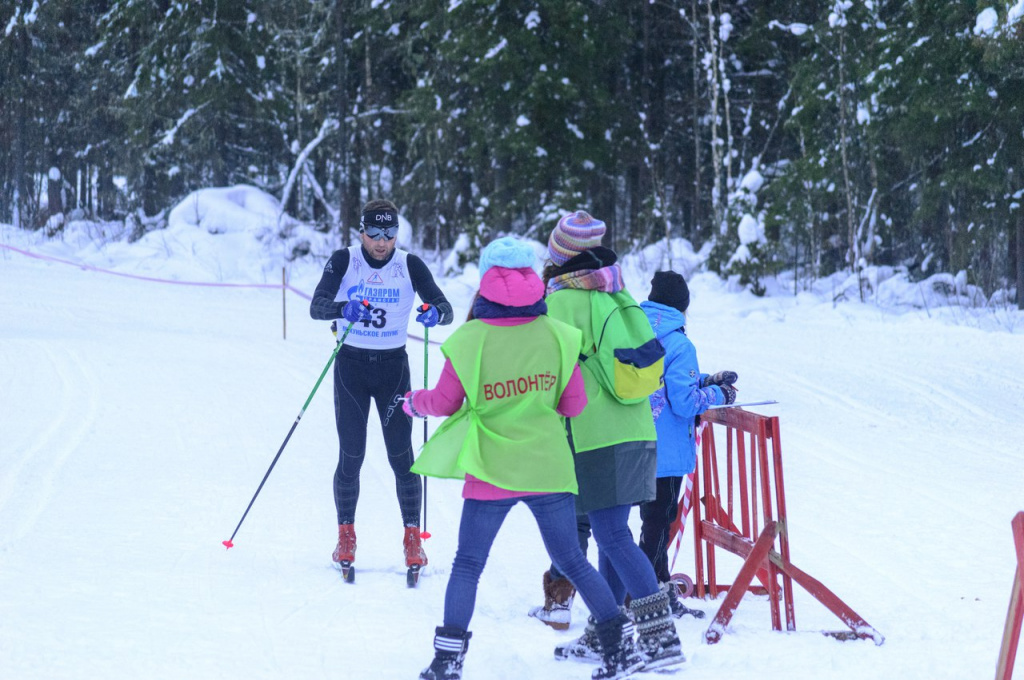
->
[705, 0, 724, 236]
[1017, 215, 1024, 310]
[691, 0, 702, 243]
[332, 1, 359, 233]
[11, 19, 30, 229]
[837, 28, 861, 300]
[861, 153, 880, 262]
[47, 167, 64, 232]
[97, 162, 118, 220]
[722, 25, 734, 215]
[12, 115, 26, 228]
[294, 40, 305, 219]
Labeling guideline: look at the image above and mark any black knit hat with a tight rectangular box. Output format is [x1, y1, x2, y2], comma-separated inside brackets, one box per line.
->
[649, 270, 690, 313]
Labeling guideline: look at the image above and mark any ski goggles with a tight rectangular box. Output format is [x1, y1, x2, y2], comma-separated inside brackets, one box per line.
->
[362, 224, 399, 240]
[360, 208, 399, 240]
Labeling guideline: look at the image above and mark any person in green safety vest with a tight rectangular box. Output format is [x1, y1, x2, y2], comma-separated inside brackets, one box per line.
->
[405, 236, 645, 680]
[539, 211, 685, 671]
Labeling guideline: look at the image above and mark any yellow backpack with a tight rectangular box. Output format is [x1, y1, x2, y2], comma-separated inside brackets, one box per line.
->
[581, 291, 665, 404]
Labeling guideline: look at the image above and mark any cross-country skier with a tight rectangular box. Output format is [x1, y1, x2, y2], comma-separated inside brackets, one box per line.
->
[309, 199, 453, 581]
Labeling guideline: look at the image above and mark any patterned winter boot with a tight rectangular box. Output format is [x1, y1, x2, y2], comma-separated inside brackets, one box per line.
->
[591, 612, 646, 680]
[528, 570, 577, 630]
[332, 524, 356, 563]
[554, 615, 602, 662]
[419, 626, 471, 680]
[404, 526, 428, 567]
[629, 585, 685, 671]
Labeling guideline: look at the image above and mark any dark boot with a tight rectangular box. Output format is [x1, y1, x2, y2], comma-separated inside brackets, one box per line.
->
[528, 570, 577, 630]
[664, 581, 705, 619]
[591, 612, 645, 680]
[630, 585, 685, 670]
[553, 614, 601, 662]
[419, 626, 471, 680]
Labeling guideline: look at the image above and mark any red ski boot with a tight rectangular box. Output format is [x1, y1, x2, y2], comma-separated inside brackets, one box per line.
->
[404, 526, 428, 587]
[333, 524, 356, 583]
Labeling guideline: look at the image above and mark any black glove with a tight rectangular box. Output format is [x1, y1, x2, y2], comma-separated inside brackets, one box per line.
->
[717, 384, 737, 405]
[433, 300, 454, 326]
[702, 370, 738, 388]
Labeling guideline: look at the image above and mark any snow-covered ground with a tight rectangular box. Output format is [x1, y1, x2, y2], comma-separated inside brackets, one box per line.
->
[2, 188, 1023, 679]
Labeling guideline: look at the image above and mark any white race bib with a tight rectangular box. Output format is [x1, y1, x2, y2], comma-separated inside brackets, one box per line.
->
[334, 247, 415, 349]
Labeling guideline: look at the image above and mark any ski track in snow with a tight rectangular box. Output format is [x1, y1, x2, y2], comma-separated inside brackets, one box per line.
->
[0, 345, 99, 552]
[2, 246, 1023, 680]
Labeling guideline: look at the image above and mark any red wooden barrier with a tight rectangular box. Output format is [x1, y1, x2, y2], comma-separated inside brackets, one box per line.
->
[692, 407, 883, 645]
[996, 512, 1024, 680]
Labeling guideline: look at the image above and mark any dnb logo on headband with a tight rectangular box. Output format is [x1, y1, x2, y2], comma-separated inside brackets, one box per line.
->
[361, 209, 398, 229]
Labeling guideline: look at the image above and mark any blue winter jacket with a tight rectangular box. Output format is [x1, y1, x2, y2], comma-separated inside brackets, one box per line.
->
[641, 301, 724, 478]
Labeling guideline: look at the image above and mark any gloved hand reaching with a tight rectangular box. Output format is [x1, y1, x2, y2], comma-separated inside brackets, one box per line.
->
[342, 299, 371, 323]
[715, 384, 737, 405]
[702, 370, 738, 388]
[415, 304, 440, 328]
[402, 390, 426, 418]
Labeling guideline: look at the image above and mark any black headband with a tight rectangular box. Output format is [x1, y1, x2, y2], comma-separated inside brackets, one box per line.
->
[360, 209, 398, 230]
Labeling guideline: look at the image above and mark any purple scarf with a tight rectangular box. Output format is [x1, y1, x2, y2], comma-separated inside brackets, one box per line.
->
[546, 247, 625, 294]
[546, 266, 624, 294]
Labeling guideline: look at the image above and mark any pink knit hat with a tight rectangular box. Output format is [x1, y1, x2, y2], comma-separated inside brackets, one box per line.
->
[547, 211, 606, 266]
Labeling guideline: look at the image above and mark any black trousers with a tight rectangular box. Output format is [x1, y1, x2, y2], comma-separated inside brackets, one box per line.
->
[638, 475, 684, 583]
[332, 344, 421, 527]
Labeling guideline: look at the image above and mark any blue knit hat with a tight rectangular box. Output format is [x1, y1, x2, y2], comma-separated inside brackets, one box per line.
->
[479, 236, 536, 278]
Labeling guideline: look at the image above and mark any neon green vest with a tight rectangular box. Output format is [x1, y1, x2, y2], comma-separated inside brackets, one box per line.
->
[545, 288, 657, 452]
[411, 317, 582, 493]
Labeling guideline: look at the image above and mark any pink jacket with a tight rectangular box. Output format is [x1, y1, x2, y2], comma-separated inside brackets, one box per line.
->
[408, 266, 587, 500]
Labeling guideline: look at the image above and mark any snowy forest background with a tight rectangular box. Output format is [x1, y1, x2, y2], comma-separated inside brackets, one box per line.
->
[2, 0, 1024, 306]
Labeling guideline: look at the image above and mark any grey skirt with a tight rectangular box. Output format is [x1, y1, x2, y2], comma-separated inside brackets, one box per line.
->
[572, 439, 657, 514]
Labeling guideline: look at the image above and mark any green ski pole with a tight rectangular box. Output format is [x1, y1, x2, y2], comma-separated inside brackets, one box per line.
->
[421, 306, 431, 539]
[222, 302, 368, 549]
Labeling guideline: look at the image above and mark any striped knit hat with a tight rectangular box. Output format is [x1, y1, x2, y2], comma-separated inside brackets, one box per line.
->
[547, 211, 606, 266]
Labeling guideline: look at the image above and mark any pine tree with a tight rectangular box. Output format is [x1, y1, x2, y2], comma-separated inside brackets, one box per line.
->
[0, 0, 109, 227]
[97, 0, 282, 215]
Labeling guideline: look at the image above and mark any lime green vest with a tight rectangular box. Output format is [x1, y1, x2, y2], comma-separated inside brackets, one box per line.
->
[545, 288, 657, 452]
[411, 317, 582, 493]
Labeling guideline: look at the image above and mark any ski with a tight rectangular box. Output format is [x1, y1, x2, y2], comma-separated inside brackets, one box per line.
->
[640, 664, 685, 675]
[335, 562, 420, 586]
[338, 561, 355, 584]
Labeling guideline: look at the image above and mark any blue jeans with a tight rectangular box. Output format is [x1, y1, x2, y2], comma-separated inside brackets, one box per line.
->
[443, 493, 620, 631]
[590, 504, 660, 604]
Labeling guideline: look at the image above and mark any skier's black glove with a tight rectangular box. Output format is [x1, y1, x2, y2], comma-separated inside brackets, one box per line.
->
[702, 371, 738, 388]
[716, 384, 737, 405]
[434, 300, 454, 326]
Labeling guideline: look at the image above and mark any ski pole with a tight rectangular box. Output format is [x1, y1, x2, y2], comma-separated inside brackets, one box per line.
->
[222, 301, 369, 549]
[419, 303, 431, 540]
[706, 399, 779, 410]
